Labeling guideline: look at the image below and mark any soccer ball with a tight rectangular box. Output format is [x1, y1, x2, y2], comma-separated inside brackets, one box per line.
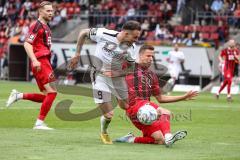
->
[137, 103, 158, 125]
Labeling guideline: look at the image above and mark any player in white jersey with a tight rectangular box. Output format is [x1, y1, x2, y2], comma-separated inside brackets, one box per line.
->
[166, 44, 185, 92]
[69, 21, 141, 144]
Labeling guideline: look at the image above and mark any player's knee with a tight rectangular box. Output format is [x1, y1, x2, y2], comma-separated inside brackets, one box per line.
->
[153, 136, 164, 145]
[104, 111, 114, 119]
[164, 109, 171, 115]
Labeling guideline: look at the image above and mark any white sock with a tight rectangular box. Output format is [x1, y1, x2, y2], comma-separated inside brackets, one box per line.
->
[227, 94, 231, 98]
[17, 93, 23, 100]
[100, 116, 111, 134]
[35, 119, 44, 126]
[165, 133, 173, 140]
[128, 137, 135, 143]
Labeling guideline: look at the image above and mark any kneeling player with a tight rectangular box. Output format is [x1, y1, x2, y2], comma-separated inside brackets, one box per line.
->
[115, 45, 198, 146]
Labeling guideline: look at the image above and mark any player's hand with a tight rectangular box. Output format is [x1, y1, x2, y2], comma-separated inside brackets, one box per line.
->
[68, 55, 79, 70]
[184, 90, 199, 100]
[32, 60, 41, 72]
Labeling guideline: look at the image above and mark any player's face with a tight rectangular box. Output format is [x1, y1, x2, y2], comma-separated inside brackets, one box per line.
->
[139, 49, 154, 68]
[40, 5, 54, 22]
[123, 30, 141, 44]
[229, 40, 235, 48]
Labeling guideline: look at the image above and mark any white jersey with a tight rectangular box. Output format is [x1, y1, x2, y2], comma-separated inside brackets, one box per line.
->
[168, 50, 184, 69]
[168, 50, 185, 79]
[89, 28, 137, 72]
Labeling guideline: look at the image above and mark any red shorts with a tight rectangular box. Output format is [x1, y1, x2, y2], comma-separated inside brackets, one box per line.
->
[31, 56, 55, 92]
[224, 70, 233, 80]
[126, 100, 162, 137]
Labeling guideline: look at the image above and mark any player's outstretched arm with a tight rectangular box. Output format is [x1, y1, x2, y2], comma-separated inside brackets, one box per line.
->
[155, 90, 199, 103]
[24, 42, 41, 72]
[69, 29, 90, 70]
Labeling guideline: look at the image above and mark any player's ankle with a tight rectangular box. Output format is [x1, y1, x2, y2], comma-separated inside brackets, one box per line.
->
[35, 119, 44, 126]
[128, 137, 135, 143]
[17, 93, 23, 100]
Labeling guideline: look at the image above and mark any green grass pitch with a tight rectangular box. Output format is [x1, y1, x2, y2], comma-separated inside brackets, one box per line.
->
[0, 81, 240, 160]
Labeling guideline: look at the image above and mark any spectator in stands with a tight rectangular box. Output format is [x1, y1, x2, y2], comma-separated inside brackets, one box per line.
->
[217, 20, 227, 42]
[211, 0, 223, 13]
[182, 33, 193, 46]
[201, 3, 213, 25]
[195, 33, 204, 44]
[0, 53, 8, 80]
[141, 19, 150, 31]
[7, 3, 17, 23]
[176, 0, 185, 15]
[172, 33, 185, 44]
[18, 19, 30, 43]
[155, 24, 172, 40]
[183, 25, 189, 38]
[149, 17, 157, 32]
[191, 25, 200, 43]
[233, 3, 240, 28]
[126, 5, 135, 20]
[221, 0, 230, 14]
[160, 0, 172, 23]
[50, 11, 62, 28]
[139, 0, 149, 13]
[79, 0, 89, 11]
[229, 0, 237, 13]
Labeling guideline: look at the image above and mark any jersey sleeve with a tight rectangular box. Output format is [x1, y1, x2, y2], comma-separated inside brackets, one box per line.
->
[179, 51, 185, 60]
[89, 28, 106, 42]
[220, 49, 226, 58]
[25, 22, 41, 44]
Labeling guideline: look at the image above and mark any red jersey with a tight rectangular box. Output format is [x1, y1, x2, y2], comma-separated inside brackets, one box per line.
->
[25, 20, 52, 59]
[220, 48, 239, 73]
[125, 63, 161, 106]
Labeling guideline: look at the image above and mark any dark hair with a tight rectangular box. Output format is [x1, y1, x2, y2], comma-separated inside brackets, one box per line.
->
[139, 44, 154, 54]
[122, 21, 141, 31]
[39, 1, 52, 9]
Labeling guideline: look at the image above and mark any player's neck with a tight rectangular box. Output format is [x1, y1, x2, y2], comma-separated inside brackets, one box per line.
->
[116, 32, 124, 43]
[38, 17, 48, 25]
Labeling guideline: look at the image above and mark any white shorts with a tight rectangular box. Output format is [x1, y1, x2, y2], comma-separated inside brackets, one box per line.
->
[91, 74, 128, 104]
[169, 67, 180, 79]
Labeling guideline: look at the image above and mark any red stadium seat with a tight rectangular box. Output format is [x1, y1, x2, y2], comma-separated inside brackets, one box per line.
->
[201, 26, 211, 32]
[210, 33, 219, 40]
[147, 31, 155, 40]
[202, 33, 209, 39]
[209, 26, 218, 33]
[196, 25, 201, 32]
[175, 25, 184, 32]
[174, 32, 181, 36]
[75, 7, 81, 14]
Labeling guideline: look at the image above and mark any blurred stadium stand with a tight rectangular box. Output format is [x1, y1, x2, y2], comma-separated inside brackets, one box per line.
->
[1, 0, 240, 89]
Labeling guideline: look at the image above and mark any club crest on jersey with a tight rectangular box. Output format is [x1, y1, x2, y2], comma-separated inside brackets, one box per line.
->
[90, 28, 98, 36]
[103, 42, 117, 51]
[29, 34, 35, 41]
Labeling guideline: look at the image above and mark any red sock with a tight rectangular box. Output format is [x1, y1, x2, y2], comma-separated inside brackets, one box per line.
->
[134, 137, 155, 144]
[23, 93, 46, 103]
[227, 79, 232, 95]
[159, 114, 171, 136]
[218, 80, 227, 94]
[38, 92, 57, 121]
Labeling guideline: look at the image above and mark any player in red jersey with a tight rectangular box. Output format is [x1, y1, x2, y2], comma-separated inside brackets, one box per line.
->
[115, 45, 198, 147]
[216, 39, 239, 102]
[6, 1, 57, 130]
